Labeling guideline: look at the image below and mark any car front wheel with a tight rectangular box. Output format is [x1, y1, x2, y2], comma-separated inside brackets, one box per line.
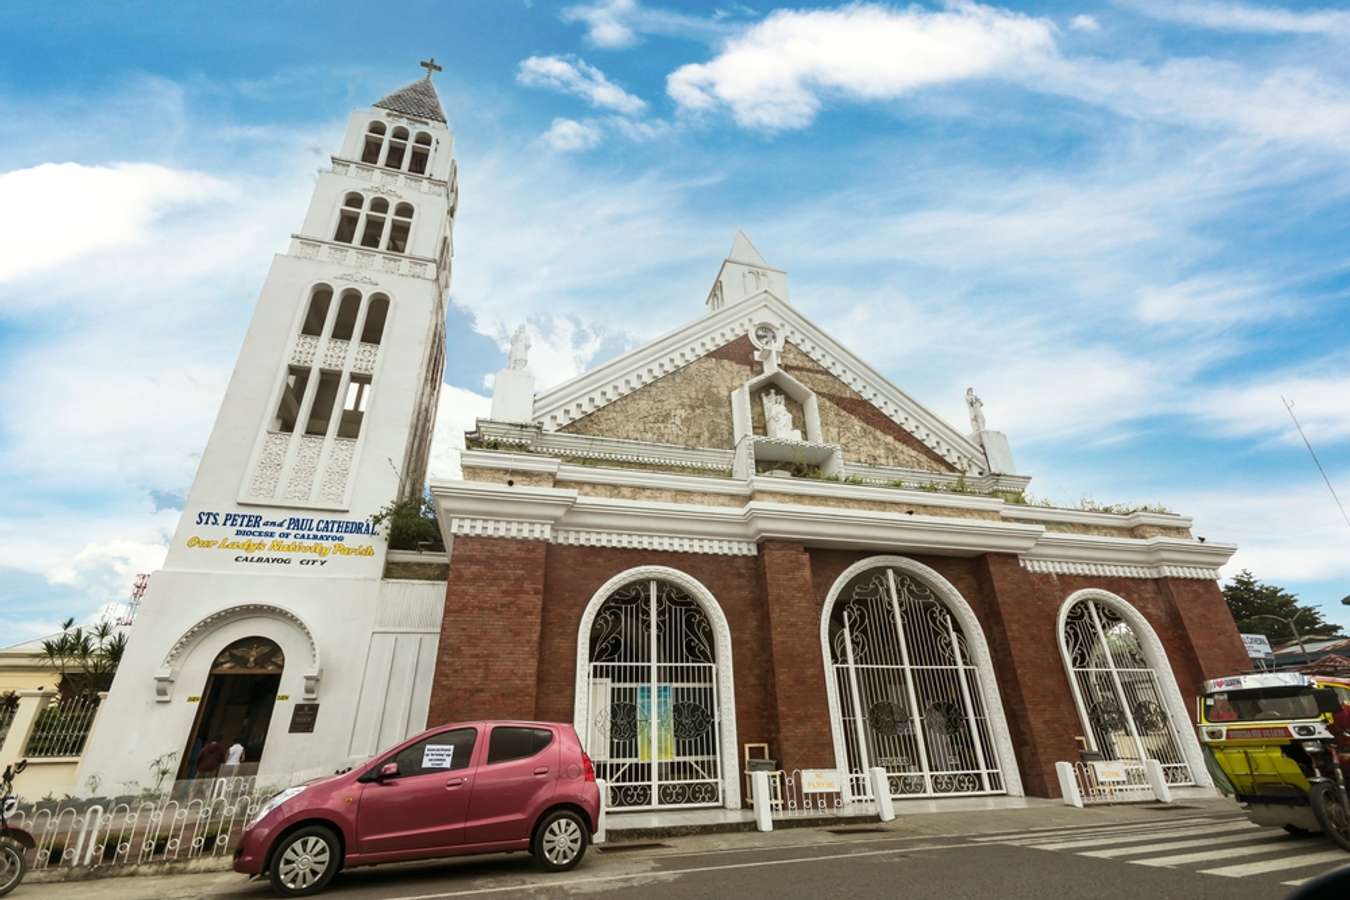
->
[532, 809, 589, 872]
[269, 825, 340, 896]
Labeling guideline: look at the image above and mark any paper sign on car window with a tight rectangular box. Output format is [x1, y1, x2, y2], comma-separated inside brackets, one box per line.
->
[422, 744, 454, 769]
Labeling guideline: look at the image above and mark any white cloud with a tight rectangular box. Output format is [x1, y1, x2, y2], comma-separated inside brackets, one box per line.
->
[666, 2, 1057, 130]
[1184, 360, 1350, 444]
[0, 162, 233, 282]
[561, 0, 732, 49]
[1134, 273, 1286, 326]
[563, 0, 640, 48]
[542, 117, 604, 152]
[1069, 14, 1102, 32]
[1117, 1, 1350, 36]
[517, 55, 647, 115]
[427, 385, 492, 481]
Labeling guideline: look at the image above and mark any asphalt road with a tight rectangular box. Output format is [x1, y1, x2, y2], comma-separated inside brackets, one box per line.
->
[26, 810, 1350, 900]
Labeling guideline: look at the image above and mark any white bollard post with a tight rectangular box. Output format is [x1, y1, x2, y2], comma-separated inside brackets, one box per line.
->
[1144, 759, 1172, 804]
[594, 779, 607, 844]
[1055, 762, 1084, 808]
[868, 767, 895, 822]
[751, 770, 773, 832]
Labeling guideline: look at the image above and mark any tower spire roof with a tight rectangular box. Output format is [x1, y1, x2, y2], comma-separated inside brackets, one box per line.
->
[374, 62, 447, 123]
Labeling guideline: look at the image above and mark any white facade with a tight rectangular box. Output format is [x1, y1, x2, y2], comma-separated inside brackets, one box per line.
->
[79, 75, 456, 793]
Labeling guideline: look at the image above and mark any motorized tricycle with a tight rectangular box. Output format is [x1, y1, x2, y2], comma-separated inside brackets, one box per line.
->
[0, 760, 34, 896]
[1198, 672, 1350, 850]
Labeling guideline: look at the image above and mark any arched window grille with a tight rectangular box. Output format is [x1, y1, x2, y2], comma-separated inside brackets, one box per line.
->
[331, 193, 413, 254]
[585, 577, 722, 810]
[826, 566, 1005, 798]
[249, 285, 389, 503]
[360, 121, 386, 165]
[1060, 596, 1194, 785]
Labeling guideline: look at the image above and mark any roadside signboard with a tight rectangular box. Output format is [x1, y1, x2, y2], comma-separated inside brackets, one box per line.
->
[1091, 761, 1128, 783]
[1240, 633, 1274, 660]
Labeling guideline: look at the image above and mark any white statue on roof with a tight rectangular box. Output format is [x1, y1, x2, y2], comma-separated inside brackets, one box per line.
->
[966, 387, 986, 434]
[508, 325, 530, 371]
[763, 389, 802, 441]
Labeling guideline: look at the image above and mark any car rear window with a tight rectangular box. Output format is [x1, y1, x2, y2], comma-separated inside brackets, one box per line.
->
[487, 726, 553, 764]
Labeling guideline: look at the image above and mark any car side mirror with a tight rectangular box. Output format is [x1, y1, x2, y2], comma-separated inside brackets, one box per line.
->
[1314, 688, 1342, 716]
[378, 762, 399, 780]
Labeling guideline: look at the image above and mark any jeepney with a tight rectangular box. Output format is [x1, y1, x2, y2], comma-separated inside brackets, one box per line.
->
[1198, 671, 1350, 850]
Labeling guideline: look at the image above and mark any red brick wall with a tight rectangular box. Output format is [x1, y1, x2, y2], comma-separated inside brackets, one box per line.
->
[427, 536, 548, 724]
[758, 542, 835, 771]
[433, 538, 1239, 803]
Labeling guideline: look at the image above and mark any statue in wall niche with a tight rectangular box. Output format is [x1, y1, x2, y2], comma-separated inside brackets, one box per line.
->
[966, 387, 986, 434]
[508, 324, 530, 371]
[762, 389, 802, 441]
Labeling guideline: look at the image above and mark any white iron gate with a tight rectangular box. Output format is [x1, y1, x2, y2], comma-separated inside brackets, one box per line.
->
[828, 567, 1005, 798]
[585, 579, 722, 810]
[1062, 598, 1194, 785]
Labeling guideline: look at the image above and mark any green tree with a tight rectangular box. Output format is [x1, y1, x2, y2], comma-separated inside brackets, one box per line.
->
[370, 494, 442, 551]
[40, 617, 128, 697]
[1222, 570, 1343, 644]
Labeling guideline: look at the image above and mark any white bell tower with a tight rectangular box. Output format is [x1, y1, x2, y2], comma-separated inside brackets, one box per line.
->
[165, 61, 457, 574]
[78, 65, 461, 795]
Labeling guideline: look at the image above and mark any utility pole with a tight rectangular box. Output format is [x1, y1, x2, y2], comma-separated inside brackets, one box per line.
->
[1251, 610, 1312, 667]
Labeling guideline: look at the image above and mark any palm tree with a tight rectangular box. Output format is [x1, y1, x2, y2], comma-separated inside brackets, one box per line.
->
[39, 617, 127, 697]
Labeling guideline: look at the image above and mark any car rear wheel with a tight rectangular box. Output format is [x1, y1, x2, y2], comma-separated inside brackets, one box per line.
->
[269, 826, 340, 897]
[532, 809, 589, 872]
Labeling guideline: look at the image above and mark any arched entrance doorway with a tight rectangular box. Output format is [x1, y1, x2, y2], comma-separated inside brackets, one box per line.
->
[178, 637, 284, 780]
[576, 570, 735, 810]
[822, 559, 1015, 798]
[1058, 592, 1198, 785]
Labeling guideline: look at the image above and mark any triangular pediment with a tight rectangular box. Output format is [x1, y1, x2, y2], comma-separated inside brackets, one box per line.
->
[532, 292, 988, 475]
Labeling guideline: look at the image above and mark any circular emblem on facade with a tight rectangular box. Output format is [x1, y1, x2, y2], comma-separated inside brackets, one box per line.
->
[751, 322, 780, 349]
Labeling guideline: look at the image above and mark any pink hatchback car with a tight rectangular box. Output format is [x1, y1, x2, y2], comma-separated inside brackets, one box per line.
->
[234, 720, 601, 896]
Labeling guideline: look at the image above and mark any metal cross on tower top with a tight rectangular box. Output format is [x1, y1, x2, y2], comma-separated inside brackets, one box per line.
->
[420, 57, 443, 79]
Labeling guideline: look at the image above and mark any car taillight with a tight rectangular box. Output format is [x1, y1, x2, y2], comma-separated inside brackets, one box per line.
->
[581, 753, 596, 783]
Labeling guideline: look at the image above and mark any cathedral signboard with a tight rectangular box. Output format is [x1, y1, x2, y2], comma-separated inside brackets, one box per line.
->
[182, 510, 379, 568]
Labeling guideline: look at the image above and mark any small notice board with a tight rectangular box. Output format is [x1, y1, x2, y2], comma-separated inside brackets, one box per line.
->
[289, 703, 320, 734]
[800, 768, 842, 793]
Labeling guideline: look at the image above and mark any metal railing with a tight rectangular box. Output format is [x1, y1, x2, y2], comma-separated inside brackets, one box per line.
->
[1057, 760, 1166, 806]
[23, 694, 101, 758]
[9, 790, 271, 871]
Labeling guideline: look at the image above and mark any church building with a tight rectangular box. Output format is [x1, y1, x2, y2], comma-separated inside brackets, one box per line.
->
[81, 67, 1252, 818]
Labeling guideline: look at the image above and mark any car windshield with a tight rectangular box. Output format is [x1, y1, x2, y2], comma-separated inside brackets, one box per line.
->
[1205, 686, 1321, 722]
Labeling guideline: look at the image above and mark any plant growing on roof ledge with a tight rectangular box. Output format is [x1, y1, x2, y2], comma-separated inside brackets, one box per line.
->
[370, 494, 444, 552]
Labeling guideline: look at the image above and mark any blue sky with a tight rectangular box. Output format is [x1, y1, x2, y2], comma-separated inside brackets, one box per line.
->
[2, 0, 1348, 643]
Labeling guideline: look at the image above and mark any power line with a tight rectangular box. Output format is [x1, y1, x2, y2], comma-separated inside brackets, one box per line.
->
[1283, 395, 1350, 532]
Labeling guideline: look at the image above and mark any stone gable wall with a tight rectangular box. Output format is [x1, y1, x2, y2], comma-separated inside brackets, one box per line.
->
[557, 335, 957, 472]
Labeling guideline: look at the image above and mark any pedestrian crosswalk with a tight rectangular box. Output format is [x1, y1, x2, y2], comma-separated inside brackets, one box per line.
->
[972, 814, 1350, 886]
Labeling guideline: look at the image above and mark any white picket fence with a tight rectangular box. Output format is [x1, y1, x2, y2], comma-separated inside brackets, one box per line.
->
[5, 776, 297, 871]
[749, 768, 893, 830]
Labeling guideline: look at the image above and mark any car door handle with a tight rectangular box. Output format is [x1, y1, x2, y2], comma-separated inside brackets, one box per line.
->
[533, 767, 549, 776]
[445, 778, 465, 789]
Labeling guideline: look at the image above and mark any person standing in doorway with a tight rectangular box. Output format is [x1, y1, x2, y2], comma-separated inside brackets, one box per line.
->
[196, 735, 226, 798]
[224, 737, 245, 778]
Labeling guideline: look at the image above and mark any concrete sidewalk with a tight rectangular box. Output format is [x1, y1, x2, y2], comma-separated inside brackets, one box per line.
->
[21, 797, 1246, 898]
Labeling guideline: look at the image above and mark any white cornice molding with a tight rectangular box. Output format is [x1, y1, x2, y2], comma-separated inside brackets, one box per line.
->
[428, 479, 1233, 572]
[460, 449, 562, 475]
[1002, 506, 1194, 531]
[1021, 559, 1220, 580]
[748, 474, 1005, 512]
[448, 518, 552, 541]
[528, 293, 989, 474]
[556, 463, 747, 495]
[554, 530, 757, 556]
